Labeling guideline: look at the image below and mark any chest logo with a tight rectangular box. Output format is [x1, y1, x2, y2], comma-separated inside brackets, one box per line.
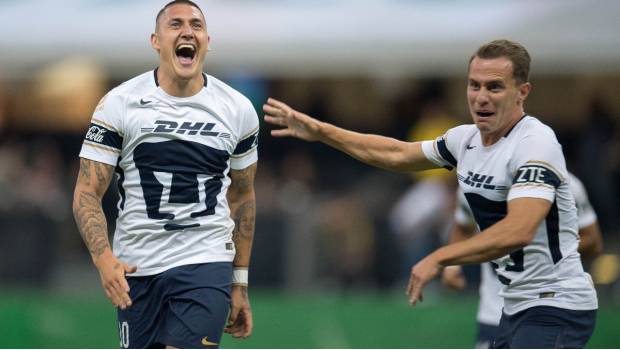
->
[460, 171, 507, 191]
[141, 120, 230, 138]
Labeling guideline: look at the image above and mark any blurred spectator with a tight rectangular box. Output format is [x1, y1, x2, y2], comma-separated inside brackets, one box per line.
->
[0, 81, 6, 132]
[389, 81, 459, 276]
[317, 192, 376, 290]
[576, 98, 620, 236]
[10, 57, 105, 132]
[0, 140, 66, 286]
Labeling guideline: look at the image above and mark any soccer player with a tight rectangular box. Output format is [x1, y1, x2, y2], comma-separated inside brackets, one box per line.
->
[442, 172, 603, 348]
[72, 1, 258, 348]
[263, 39, 598, 348]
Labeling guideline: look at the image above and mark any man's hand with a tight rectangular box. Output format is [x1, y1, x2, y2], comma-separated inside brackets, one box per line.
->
[441, 265, 467, 290]
[263, 98, 322, 141]
[407, 256, 442, 306]
[225, 285, 253, 338]
[93, 249, 137, 309]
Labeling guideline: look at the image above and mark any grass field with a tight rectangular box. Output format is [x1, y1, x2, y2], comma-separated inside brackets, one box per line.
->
[1, 289, 618, 348]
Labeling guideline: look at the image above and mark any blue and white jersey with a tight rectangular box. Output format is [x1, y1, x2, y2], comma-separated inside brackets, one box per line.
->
[455, 172, 599, 325]
[80, 69, 259, 276]
[424, 115, 597, 314]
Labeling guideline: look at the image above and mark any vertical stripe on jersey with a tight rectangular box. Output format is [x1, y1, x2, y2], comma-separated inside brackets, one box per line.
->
[436, 138, 457, 168]
[116, 156, 126, 210]
[546, 200, 563, 264]
[465, 192, 513, 285]
[463, 192, 507, 231]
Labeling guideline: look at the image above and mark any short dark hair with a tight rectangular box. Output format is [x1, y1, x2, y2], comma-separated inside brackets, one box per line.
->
[469, 39, 531, 84]
[155, 0, 205, 30]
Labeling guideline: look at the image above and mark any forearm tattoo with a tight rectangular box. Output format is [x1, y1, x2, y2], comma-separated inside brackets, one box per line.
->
[229, 165, 257, 266]
[232, 164, 256, 194]
[73, 159, 113, 259]
[232, 200, 256, 241]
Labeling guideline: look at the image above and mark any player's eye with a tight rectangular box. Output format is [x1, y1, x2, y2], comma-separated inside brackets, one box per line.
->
[192, 22, 203, 29]
[488, 83, 503, 92]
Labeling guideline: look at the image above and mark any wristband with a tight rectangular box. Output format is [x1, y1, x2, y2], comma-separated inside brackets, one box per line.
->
[232, 267, 249, 285]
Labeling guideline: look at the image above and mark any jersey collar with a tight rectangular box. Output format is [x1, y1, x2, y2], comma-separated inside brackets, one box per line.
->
[504, 114, 528, 138]
[153, 67, 208, 88]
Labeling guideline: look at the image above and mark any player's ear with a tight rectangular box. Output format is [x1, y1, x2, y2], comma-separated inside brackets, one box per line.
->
[517, 82, 531, 105]
[151, 33, 160, 53]
[207, 35, 212, 52]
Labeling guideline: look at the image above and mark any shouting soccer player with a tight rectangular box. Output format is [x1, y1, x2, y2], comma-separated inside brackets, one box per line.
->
[264, 40, 598, 348]
[73, 1, 258, 348]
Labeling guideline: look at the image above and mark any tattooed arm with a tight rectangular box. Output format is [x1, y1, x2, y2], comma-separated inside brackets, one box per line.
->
[72, 158, 136, 309]
[224, 162, 257, 339]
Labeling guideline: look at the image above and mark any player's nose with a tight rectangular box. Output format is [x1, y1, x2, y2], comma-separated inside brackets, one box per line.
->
[475, 91, 490, 105]
[180, 23, 194, 37]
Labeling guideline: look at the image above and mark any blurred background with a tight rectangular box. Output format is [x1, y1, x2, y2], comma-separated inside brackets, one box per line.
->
[1, 0, 619, 348]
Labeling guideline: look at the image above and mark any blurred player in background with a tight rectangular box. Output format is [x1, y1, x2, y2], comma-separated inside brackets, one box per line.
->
[442, 172, 603, 348]
[264, 39, 598, 348]
[72, 0, 258, 347]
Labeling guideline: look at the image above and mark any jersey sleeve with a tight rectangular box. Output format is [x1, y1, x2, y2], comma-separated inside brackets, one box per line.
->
[79, 92, 125, 166]
[230, 98, 259, 170]
[569, 174, 598, 228]
[507, 133, 567, 203]
[421, 125, 467, 170]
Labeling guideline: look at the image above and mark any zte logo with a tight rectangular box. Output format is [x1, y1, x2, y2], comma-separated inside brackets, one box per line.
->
[86, 125, 107, 143]
[515, 166, 547, 184]
[141, 121, 230, 138]
[461, 171, 507, 190]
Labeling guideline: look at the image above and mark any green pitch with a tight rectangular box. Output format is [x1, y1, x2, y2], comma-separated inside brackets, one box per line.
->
[1, 289, 618, 348]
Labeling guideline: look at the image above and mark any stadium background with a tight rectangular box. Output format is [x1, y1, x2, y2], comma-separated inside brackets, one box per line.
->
[1, 0, 619, 348]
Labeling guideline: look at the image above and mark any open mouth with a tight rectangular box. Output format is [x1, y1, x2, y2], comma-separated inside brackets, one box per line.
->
[476, 111, 495, 118]
[175, 44, 196, 66]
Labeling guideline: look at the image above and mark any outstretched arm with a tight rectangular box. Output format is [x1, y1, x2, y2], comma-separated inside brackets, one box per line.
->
[224, 163, 257, 339]
[72, 158, 136, 309]
[263, 98, 438, 173]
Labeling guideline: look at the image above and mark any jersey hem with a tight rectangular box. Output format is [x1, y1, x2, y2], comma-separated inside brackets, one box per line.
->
[125, 255, 235, 277]
[503, 299, 598, 315]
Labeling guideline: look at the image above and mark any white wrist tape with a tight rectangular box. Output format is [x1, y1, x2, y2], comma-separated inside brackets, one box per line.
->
[232, 268, 249, 285]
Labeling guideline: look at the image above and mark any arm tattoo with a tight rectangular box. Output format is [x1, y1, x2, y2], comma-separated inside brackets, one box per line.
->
[231, 165, 256, 195]
[232, 200, 256, 241]
[79, 158, 92, 186]
[75, 191, 110, 257]
[73, 159, 114, 259]
[231, 199, 256, 266]
[229, 164, 257, 267]
[94, 161, 111, 185]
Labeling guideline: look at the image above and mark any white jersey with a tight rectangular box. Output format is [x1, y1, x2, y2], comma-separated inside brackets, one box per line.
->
[455, 172, 598, 325]
[423, 115, 598, 314]
[79, 69, 259, 276]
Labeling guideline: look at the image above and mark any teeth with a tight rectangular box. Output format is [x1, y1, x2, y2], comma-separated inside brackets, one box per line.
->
[177, 44, 195, 51]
